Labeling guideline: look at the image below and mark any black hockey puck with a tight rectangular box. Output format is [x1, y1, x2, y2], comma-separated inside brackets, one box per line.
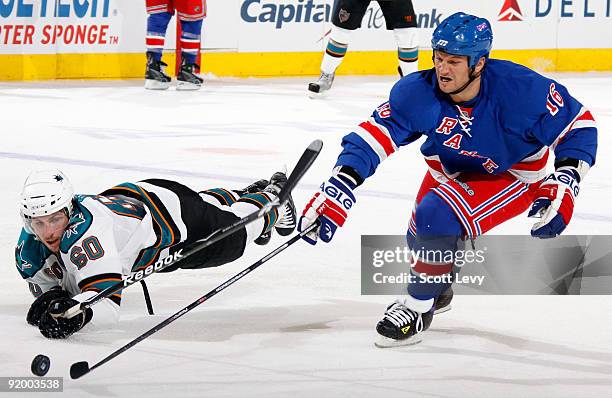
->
[31, 354, 50, 377]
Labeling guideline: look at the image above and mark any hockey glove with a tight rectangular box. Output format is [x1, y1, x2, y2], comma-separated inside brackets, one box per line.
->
[298, 175, 356, 245]
[528, 166, 581, 239]
[26, 288, 70, 327]
[38, 297, 93, 339]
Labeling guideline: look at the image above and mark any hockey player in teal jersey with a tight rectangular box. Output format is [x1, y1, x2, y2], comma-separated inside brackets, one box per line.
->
[16, 169, 296, 339]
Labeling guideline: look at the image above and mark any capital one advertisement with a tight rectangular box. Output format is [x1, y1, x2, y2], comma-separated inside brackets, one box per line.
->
[235, 0, 611, 52]
[0, 1, 609, 55]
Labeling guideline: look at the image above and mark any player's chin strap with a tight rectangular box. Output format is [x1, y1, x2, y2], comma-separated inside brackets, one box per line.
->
[447, 62, 486, 96]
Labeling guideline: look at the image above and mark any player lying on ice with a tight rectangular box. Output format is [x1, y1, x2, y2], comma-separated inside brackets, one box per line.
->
[298, 12, 598, 347]
[16, 169, 296, 339]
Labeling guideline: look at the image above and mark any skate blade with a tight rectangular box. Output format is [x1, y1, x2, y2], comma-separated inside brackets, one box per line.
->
[176, 81, 202, 91]
[433, 304, 452, 315]
[144, 79, 170, 90]
[307, 90, 327, 99]
[374, 335, 423, 348]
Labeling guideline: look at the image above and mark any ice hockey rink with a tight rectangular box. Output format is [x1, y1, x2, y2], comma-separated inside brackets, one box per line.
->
[1, 73, 611, 397]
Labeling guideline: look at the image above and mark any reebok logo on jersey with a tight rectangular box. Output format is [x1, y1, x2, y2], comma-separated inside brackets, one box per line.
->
[125, 250, 184, 285]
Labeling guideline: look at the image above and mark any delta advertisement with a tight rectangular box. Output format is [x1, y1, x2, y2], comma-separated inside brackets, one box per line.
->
[0, 0, 610, 54]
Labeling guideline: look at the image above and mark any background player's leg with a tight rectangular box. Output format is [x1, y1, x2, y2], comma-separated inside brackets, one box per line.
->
[144, 9, 173, 90]
[308, 0, 369, 96]
[394, 28, 419, 76]
[308, 26, 352, 96]
[379, 0, 419, 77]
[176, 18, 204, 90]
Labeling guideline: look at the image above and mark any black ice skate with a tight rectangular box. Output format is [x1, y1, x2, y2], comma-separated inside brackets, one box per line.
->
[235, 179, 269, 197]
[375, 300, 433, 348]
[177, 57, 203, 91]
[144, 53, 171, 90]
[433, 286, 453, 315]
[235, 178, 273, 246]
[308, 72, 334, 98]
[264, 171, 297, 237]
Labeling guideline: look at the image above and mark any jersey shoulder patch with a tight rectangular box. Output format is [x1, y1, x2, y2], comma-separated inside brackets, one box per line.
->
[15, 229, 52, 279]
[60, 197, 94, 253]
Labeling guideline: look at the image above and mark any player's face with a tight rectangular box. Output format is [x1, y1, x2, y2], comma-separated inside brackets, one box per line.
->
[30, 211, 69, 253]
[433, 51, 472, 93]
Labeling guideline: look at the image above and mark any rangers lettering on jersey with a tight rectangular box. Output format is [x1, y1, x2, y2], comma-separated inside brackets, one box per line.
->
[436, 117, 458, 134]
[443, 133, 463, 149]
[482, 159, 499, 173]
[334, 59, 597, 185]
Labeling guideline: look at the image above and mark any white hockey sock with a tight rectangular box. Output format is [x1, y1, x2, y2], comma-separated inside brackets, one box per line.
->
[320, 25, 352, 74]
[401, 295, 434, 314]
[394, 28, 419, 76]
[230, 202, 267, 244]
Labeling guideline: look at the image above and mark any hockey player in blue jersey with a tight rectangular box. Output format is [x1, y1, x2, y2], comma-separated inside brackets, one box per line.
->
[16, 169, 296, 339]
[298, 12, 597, 347]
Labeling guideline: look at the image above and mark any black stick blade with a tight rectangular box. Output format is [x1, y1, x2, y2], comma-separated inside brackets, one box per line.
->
[70, 361, 90, 379]
[278, 139, 323, 204]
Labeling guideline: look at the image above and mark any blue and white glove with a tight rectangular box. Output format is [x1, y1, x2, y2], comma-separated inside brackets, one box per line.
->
[528, 162, 586, 239]
[298, 174, 357, 245]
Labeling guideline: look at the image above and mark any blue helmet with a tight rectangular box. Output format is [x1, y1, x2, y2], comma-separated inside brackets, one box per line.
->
[431, 12, 493, 68]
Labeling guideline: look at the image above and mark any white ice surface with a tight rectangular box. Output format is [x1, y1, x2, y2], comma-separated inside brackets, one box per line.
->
[1, 74, 611, 397]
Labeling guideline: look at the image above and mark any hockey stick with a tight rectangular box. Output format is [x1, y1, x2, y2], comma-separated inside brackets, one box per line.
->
[70, 221, 319, 379]
[62, 140, 323, 319]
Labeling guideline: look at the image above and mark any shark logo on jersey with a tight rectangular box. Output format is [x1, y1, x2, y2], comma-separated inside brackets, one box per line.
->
[65, 212, 86, 239]
[16, 241, 33, 271]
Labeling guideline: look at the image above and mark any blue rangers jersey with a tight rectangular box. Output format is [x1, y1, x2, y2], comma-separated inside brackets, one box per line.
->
[336, 59, 598, 184]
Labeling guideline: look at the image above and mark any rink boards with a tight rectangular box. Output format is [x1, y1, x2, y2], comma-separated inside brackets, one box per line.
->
[0, 0, 611, 79]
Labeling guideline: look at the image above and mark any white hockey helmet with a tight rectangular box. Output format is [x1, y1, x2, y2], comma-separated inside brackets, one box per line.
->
[20, 169, 74, 233]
